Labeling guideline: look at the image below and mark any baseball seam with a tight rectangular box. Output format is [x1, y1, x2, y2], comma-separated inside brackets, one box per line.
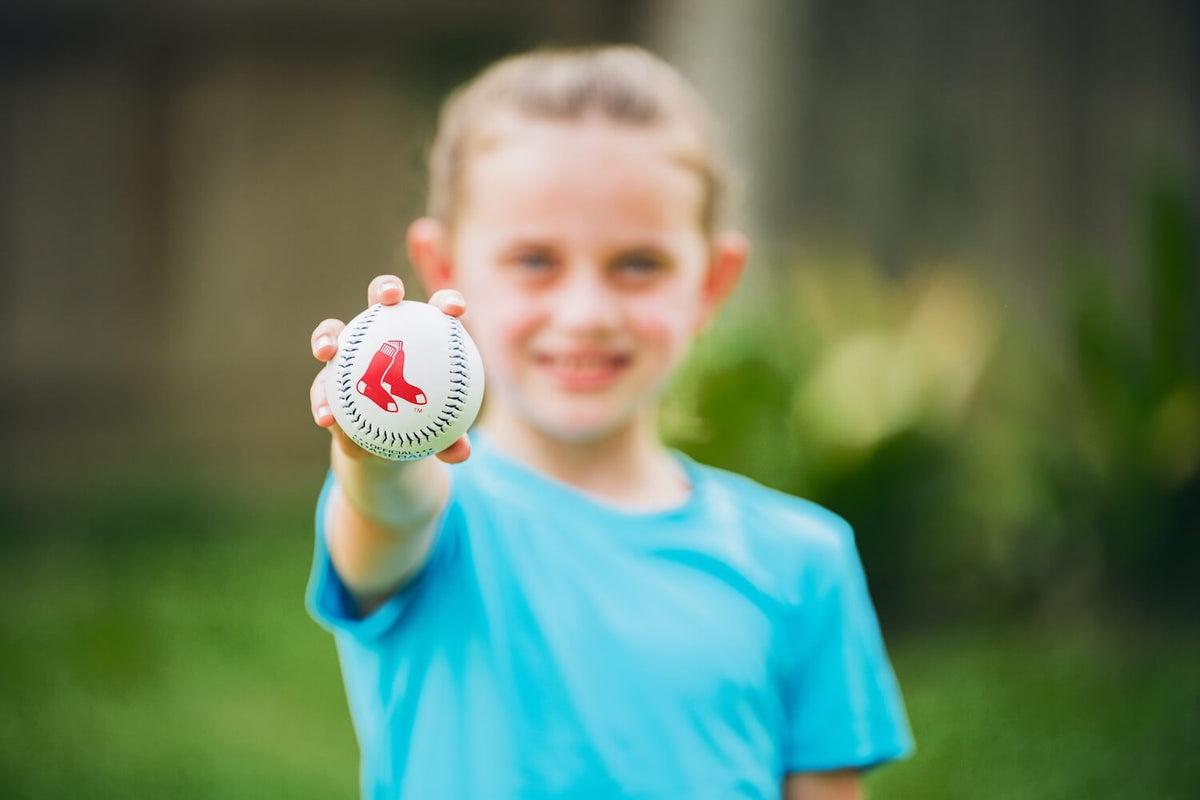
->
[333, 304, 473, 456]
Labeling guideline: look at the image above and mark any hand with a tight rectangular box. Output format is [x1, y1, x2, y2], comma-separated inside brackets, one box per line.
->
[309, 274, 472, 464]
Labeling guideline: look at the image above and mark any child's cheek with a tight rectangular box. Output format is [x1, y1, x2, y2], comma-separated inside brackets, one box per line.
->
[628, 292, 694, 352]
[471, 296, 544, 373]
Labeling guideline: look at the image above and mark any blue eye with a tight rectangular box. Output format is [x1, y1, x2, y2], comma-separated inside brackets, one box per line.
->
[507, 251, 558, 281]
[517, 252, 554, 271]
[615, 254, 664, 279]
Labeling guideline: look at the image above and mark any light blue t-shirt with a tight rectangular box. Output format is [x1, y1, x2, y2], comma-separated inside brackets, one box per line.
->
[307, 436, 913, 799]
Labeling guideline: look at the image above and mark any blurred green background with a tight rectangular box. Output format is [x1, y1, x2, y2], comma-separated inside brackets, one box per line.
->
[1, 1, 1197, 797]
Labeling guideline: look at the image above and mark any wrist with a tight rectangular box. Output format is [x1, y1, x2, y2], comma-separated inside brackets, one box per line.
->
[331, 444, 449, 531]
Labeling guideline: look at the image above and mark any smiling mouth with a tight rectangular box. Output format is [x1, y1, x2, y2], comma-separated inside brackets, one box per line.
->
[535, 353, 632, 389]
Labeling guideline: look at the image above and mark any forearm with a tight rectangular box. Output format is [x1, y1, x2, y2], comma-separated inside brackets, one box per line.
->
[783, 770, 862, 800]
[325, 442, 450, 614]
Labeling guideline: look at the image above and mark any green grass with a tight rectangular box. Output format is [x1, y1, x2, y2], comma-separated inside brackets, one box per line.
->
[0, 490, 358, 799]
[1, 488, 1196, 798]
[869, 625, 1200, 799]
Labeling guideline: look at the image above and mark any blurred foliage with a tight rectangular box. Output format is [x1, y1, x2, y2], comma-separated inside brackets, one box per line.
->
[666, 175, 1200, 625]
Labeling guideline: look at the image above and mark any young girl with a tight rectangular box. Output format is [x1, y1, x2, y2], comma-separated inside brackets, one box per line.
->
[307, 45, 912, 799]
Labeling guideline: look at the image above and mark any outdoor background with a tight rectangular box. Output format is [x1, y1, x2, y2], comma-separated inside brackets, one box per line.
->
[2, 0, 1198, 797]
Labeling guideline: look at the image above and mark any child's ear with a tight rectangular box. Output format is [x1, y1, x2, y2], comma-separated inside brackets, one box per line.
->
[696, 230, 749, 331]
[407, 217, 455, 295]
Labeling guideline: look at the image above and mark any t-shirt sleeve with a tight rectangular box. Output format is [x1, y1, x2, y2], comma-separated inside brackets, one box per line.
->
[304, 470, 455, 641]
[780, 519, 914, 773]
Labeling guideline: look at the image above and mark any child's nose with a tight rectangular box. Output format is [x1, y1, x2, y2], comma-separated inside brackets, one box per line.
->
[553, 270, 621, 334]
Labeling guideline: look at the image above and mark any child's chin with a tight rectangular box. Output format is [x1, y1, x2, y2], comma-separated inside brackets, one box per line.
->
[532, 408, 636, 445]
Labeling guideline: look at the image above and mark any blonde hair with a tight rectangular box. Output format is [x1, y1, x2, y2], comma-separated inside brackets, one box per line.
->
[427, 45, 729, 234]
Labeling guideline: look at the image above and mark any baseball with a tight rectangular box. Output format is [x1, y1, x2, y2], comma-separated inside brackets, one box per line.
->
[325, 301, 485, 460]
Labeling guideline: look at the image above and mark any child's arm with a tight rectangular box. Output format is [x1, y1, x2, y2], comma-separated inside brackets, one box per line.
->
[783, 770, 862, 800]
[308, 274, 470, 617]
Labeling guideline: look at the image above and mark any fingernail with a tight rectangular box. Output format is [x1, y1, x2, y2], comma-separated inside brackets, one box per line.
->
[317, 405, 332, 422]
[381, 281, 401, 296]
[433, 289, 465, 310]
[315, 335, 334, 353]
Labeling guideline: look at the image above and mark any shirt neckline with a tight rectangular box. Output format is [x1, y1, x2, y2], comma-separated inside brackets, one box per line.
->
[467, 431, 706, 524]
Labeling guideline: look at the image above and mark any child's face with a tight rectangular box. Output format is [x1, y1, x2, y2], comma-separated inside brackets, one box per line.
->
[425, 118, 743, 444]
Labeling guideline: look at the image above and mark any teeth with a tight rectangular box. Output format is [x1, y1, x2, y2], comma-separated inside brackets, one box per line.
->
[546, 355, 618, 370]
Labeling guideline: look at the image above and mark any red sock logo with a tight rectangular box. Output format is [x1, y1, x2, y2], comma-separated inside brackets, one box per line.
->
[380, 340, 427, 406]
[356, 340, 426, 412]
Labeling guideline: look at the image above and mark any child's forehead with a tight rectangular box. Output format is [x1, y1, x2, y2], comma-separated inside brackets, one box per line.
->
[462, 120, 704, 227]
[470, 112, 703, 170]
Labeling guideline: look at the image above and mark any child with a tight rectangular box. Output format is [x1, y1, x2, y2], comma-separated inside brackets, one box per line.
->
[306, 45, 912, 799]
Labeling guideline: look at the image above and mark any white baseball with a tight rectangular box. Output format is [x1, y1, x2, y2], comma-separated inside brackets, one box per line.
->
[325, 301, 484, 460]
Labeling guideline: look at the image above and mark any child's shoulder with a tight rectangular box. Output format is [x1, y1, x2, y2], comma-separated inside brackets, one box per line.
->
[687, 458, 858, 577]
[694, 459, 851, 537]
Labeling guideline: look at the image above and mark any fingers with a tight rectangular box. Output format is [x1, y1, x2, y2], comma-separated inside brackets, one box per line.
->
[310, 369, 336, 427]
[435, 434, 472, 464]
[310, 369, 365, 456]
[368, 274, 405, 307]
[310, 322, 357, 453]
[429, 288, 467, 318]
[311, 319, 346, 362]
[312, 271, 406, 362]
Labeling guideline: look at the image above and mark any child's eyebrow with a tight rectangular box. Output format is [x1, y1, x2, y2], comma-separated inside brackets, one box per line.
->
[611, 237, 676, 253]
[499, 238, 557, 251]
[609, 244, 670, 261]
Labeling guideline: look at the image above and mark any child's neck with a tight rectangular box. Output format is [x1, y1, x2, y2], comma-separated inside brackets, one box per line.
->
[478, 408, 690, 512]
